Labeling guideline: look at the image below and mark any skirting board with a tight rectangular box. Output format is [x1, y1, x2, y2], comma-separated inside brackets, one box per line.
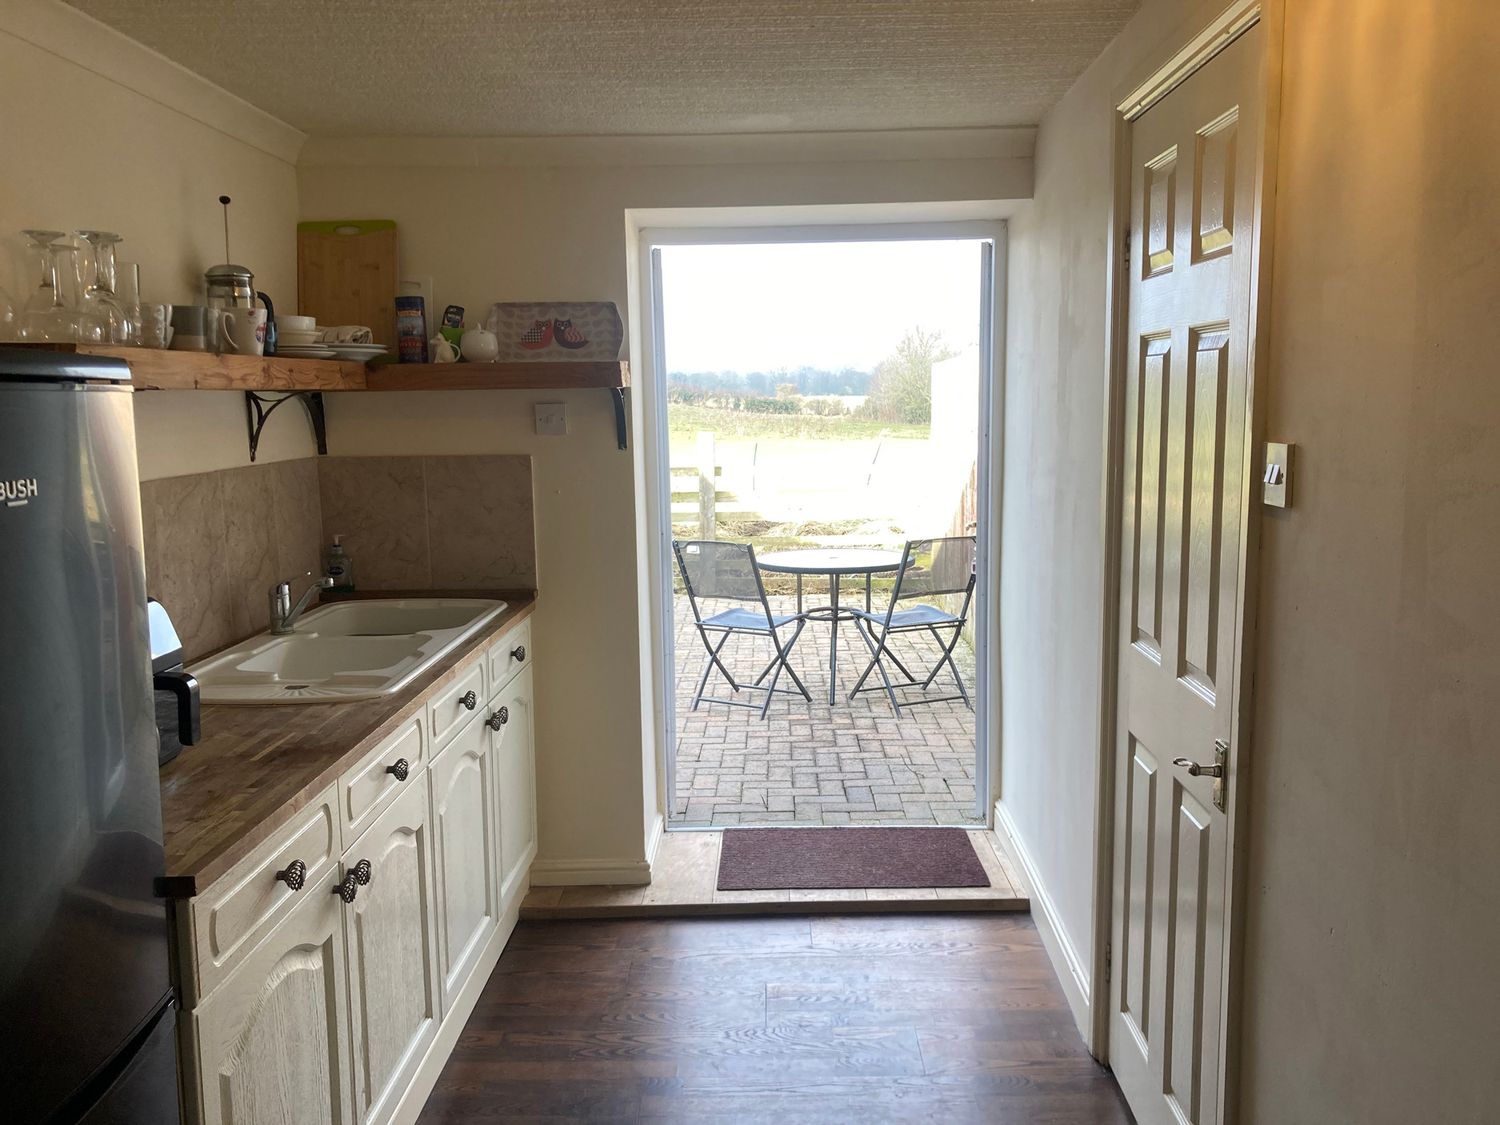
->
[645, 813, 665, 869]
[389, 881, 526, 1125]
[992, 800, 1094, 1043]
[529, 814, 664, 887]
[530, 856, 652, 886]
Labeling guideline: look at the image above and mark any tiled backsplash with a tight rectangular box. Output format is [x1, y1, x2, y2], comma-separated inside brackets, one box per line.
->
[141, 454, 535, 661]
[319, 456, 537, 591]
[141, 459, 323, 660]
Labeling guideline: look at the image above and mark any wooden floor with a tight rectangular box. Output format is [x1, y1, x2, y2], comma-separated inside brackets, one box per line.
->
[419, 913, 1131, 1123]
[521, 828, 1028, 918]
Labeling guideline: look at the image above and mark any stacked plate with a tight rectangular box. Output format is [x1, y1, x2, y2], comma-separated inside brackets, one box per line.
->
[273, 316, 389, 361]
[327, 343, 388, 361]
[278, 320, 335, 358]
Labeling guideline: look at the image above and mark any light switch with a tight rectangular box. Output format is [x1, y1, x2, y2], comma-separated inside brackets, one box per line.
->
[1263, 441, 1294, 508]
[534, 402, 567, 436]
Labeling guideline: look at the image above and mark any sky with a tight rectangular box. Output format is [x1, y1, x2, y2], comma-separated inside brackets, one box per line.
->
[658, 239, 984, 374]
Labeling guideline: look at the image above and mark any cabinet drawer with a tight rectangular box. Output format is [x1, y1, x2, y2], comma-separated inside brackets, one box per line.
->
[486, 617, 533, 692]
[340, 713, 425, 849]
[186, 787, 340, 1003]
[427, 658, 486, 750]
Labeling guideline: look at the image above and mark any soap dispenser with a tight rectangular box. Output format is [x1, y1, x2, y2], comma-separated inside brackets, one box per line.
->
[325, 535, 355, 592]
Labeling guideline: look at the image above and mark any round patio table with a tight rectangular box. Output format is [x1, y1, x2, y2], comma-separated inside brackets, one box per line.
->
[755, 548, 905, 705]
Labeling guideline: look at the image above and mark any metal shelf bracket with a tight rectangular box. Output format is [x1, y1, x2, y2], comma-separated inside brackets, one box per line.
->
[244, 391, 328, 462]
[610, 387, 628, 450]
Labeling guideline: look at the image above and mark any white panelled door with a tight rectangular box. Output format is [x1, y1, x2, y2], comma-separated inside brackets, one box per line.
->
[1110, 19, 1263, 1125]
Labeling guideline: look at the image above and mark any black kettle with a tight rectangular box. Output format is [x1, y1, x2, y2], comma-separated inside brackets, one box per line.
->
[148, 599, 201, 767]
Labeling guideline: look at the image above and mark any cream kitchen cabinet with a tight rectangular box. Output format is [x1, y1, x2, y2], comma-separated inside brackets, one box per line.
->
[426, 713, 499, 1011]
[487, 664, 537, 904]
[187, 870, 356, 1125]
[342, 775, 441, 1125]
[176, 613, 538, 1125]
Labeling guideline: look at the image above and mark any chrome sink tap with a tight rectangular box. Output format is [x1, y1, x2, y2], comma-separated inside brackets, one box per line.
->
[269, 572, 334, 635]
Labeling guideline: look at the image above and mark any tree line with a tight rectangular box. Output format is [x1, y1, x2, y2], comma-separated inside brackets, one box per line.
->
[667, 366, 873, 396]
[667, 328, 957, 425]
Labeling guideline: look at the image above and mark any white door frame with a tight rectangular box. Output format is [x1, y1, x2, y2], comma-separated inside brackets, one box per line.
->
[634, 215, 1007, 830]
[1088, 0, 1284, 1099]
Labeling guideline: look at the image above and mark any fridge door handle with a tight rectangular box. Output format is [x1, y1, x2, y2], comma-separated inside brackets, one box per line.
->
[153, 669, 201, 745]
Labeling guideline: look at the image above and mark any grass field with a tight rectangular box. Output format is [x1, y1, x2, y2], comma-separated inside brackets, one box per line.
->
[667, 402, 929, 443]
[667, 402, 951, 582]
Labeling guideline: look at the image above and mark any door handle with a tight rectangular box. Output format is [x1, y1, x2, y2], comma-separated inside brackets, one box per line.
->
[1174, 740, 1229, 812]
[1172, 756, 1224, 778]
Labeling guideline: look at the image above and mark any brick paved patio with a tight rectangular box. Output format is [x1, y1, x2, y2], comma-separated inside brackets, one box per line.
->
[672, 593, 981, 827]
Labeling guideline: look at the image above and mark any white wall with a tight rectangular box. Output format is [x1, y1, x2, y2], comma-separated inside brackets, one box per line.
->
[997, 0, 1216, 1023]
[298, 137, 1031, 879]
[1238, 4, 1500, 1119]
[0, 0, 308, 479]
[1001, 0, 1500, 1119]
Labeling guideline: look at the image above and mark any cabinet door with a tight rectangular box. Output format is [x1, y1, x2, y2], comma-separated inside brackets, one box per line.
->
[427, 716, 499, 1008]
[489, 665, 537, 904]
[192, 877, 354, 1125]
[342, 775, 441, 1125]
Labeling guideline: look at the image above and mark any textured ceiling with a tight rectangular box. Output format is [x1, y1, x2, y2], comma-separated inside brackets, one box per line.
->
[65, 0, 1138, 137]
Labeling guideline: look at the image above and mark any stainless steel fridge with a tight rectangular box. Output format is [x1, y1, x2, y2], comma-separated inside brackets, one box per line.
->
[0, 348, 180, 1124]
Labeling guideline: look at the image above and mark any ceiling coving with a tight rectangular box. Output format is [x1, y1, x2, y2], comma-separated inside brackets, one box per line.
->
[66, 0, 1138, 137]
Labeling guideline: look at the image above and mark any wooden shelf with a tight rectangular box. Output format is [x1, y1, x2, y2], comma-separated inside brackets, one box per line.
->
[363, 360, 630, 392]
[26, 344, 367, 391]
[11, 345, 633, 451]
[18, 345, 629, 394]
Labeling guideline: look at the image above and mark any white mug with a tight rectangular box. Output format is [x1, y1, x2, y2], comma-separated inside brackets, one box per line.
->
[219, 307, 268, 356]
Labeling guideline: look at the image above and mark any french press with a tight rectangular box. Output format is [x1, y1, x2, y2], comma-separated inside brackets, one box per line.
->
[204, 196, 277, 354]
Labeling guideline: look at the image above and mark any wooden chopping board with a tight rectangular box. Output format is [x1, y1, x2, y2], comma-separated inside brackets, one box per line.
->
[296, 220, 399, 349]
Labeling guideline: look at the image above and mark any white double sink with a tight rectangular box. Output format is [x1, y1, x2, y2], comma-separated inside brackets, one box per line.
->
[191, 598, 507, 704]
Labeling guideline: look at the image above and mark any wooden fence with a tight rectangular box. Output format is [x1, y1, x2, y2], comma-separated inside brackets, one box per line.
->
[670, 431, 732, 540]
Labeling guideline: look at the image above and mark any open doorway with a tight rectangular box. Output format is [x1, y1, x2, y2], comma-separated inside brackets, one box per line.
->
[643, 229, 999, 832]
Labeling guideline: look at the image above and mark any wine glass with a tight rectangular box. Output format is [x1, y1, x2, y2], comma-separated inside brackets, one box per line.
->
[0, 284, 15, 342]
[20, 229, 67, 315]
[76, 230, 129, 344]
[16, 242, 80, 342]
[117, 260, 146, 347]
[66, 245, 110, 343]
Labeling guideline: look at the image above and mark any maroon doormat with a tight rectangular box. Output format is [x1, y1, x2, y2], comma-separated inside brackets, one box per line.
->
[716, 827, 990, 890]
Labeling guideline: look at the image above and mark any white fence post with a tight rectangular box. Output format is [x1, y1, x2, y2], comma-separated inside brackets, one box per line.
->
[697, 430, 716, 540]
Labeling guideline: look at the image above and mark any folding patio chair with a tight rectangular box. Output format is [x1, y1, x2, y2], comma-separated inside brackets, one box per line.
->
[847, 536, 977, 716]
[673, 539, 811, 719]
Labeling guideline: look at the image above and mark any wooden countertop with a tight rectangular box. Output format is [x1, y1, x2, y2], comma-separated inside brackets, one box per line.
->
[159, 594, 536, 897]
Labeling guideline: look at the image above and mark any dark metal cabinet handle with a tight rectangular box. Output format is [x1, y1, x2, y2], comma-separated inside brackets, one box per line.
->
[332, 872, 359, 904]
[486, 706, 509, 732]
[386, 758, 410, 782]
[275, 860, 307, 892]
[351, 858, 373, 886]
[460, 690, 478, 711]
[510, 645, 526, 663]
